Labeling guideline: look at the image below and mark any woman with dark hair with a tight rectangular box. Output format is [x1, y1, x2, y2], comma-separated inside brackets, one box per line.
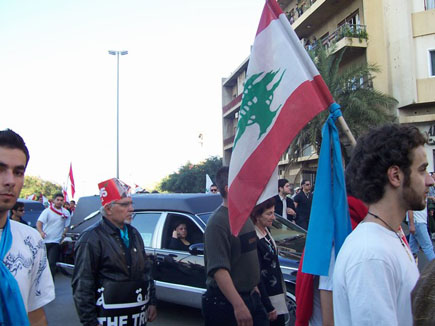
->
[168, 221, 191, 251]
[250, 197, 288, 326]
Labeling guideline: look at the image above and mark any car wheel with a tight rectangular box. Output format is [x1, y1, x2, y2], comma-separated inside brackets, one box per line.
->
[285, 292, 296, 326]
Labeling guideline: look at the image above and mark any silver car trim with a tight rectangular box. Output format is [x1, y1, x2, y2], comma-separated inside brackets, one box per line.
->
[155, 280, 206, 294]
[56, 262, 74, 269]
[280, 265, 298, 272]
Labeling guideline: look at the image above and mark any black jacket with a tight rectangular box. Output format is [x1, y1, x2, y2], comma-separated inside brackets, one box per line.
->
[273, 194, 296, 221]
[71, 217, 156, 326]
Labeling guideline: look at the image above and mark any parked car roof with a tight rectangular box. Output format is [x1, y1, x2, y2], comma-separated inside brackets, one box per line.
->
[132, 193, 222, 214]
[69, 193, 223, 234]
[16, 199, 46, 227]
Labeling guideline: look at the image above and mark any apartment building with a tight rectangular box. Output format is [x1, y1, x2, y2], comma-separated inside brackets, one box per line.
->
[222, 0, 435, 184]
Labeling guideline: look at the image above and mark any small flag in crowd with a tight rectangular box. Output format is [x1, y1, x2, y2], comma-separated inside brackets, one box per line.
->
[228, 0, 334, 236]
[69, 163, 75, 199]
[62, 187, 70, 203]
[205, 174, 213, 193]
[26, 194, 37, 201]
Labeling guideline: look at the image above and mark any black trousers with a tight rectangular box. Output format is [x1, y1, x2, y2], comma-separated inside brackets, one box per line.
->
[270, 314, 286, 326]
[202, 287, 269, 326]
[46, 242, 60, 278]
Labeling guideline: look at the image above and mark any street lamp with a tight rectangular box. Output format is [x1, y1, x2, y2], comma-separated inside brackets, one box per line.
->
[108, 50, 128, 179]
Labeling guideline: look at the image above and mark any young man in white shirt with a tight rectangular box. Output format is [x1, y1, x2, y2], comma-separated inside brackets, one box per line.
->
[37, 192, 71, 277]
[333, 124, 433, 326]
[0, 129, 55, 325]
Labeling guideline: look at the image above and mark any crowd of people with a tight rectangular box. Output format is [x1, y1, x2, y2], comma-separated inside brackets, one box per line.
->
[202, 124, 435, 326]
[1, 124, 435, 326]
[0, 129, 156, 326]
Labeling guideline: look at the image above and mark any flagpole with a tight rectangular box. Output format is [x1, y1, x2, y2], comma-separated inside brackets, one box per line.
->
[336, 115, 356, 148]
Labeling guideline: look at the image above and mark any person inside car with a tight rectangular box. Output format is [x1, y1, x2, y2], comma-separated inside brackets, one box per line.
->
[168, 221, 191, 251]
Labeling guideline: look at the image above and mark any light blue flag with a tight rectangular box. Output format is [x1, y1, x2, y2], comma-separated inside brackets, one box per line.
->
[302, 103, 352, 276]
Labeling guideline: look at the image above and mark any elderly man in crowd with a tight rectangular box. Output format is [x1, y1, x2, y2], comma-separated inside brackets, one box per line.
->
[72, 178, 157, 326]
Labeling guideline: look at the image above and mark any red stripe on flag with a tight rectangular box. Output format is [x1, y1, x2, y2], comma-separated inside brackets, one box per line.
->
[69, 163, 75, 198]
[256, 0, 283, 36]
[229, 76, 332, 235]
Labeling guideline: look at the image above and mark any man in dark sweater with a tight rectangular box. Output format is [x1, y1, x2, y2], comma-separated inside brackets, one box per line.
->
[202, 167, 269, 326]
[294, 179, 313, 230]
[273, 178, 296, 222]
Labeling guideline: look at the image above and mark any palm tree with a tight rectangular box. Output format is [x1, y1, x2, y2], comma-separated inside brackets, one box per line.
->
[288, 45, 397, 161]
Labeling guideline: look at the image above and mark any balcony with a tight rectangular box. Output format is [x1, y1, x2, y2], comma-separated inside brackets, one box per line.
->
[315, 24, 368, 53]
[283, 0, 350, 39]
[412, 8, 435, 37]
[223, 135, 235, 150]
[222, 93, 242, 117]
[417, 77, 435, 103]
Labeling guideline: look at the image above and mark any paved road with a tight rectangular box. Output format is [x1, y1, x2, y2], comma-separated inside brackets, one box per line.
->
[45, 273, 203, 326]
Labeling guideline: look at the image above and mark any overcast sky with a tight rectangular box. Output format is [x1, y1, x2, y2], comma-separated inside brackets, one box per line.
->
[0, 0, 266, 198]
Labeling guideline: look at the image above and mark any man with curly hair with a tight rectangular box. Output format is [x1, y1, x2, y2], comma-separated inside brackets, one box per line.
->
[333, 124, 433, 326]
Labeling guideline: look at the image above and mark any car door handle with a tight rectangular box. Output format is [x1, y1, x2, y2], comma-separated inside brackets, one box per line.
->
[155, 253, 178, 264]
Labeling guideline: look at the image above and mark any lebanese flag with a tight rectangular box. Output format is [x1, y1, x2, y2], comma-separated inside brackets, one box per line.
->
[26, 194, 36, 201]
[69, 162, 75, 199]
[62, 187, 70, 203]
[228, 0, 334, 235]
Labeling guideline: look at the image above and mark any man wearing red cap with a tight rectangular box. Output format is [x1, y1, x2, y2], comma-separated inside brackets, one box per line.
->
[72, 178, 157, 326]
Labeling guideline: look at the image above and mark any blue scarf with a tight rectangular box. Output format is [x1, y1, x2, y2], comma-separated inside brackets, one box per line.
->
[119, 225, 130, 248]
[0, 218, 30, 325]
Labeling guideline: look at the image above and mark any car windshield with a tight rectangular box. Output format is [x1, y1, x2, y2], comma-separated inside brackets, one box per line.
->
[270, 216, 306, 259]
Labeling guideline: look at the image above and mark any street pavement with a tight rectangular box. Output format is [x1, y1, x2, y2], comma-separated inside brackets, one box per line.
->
[44, 273, 203, 326]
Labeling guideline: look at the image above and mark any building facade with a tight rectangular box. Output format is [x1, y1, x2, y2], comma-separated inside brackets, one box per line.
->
[221, 0, 435, 184]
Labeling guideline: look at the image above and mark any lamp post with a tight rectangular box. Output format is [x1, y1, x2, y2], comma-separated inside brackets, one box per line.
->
[108, 50, 128, 179]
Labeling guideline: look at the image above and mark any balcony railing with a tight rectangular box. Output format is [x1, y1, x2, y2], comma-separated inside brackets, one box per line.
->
[286, 0, 318, 25]
[223, 135, 235, 147]
[305, 24, 367, 51]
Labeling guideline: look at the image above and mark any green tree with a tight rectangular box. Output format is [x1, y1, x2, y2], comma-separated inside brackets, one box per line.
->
[289, 45, 397, 160]
[20, 176, 63, 200]
[158, 156, 222, 193]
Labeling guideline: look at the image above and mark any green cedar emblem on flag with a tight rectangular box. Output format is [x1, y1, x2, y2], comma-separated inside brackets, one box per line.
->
[234, 69, 286, 148]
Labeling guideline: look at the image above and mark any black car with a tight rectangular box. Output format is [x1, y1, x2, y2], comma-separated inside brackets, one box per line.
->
[58, 193, 306, 326]
[11, 199, 46, 227]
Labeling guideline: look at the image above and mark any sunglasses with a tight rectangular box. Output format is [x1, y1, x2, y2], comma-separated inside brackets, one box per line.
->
[17, 209, 25, 212]
[210, 189, 218, 193]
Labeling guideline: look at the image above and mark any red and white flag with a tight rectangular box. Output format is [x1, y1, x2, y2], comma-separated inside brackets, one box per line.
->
[69, 162, 75, 199]
[62, 188, 70, 203]
[228, 0, 334, 235]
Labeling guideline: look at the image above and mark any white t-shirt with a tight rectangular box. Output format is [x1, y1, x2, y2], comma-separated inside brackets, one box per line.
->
[412, 209, 427, 224]
[333, 222, 419, 326]
[0, 220, 55, 312]
[319, 245, 335, 291]
[37, 206, 71, 243]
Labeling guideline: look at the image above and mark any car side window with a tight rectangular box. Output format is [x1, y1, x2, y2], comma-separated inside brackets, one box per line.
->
[163, 214, 203, 251]
[131, 212, 161, 247]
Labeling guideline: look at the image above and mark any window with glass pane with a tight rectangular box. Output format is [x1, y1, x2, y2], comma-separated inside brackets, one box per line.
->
[131, 212, 161, 247]
[430, 50, 435, 76]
